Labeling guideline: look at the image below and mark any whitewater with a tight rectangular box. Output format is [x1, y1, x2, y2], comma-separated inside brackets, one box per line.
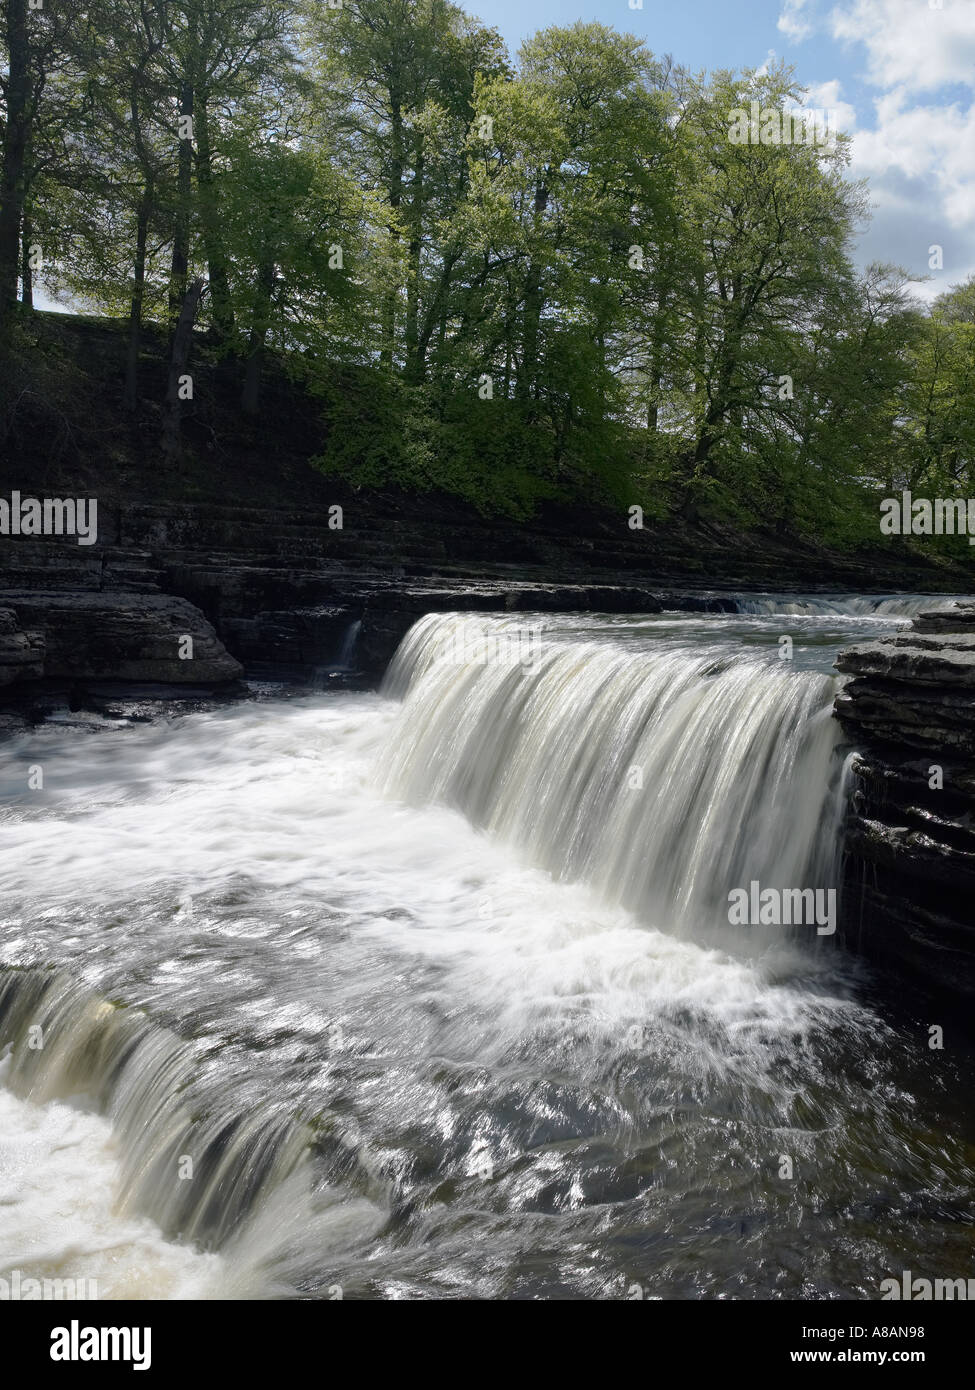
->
[0, 597, 972, 1299]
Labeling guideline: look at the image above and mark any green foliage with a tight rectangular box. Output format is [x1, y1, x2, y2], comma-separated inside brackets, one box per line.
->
[2, 4, 973, 544]
[311, 371, 560, 519]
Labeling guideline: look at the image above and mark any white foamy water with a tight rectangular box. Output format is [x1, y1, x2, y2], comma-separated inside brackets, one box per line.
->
[0, 1059, 226, 1300]
[716, 592, 960, 617]
[0, 604, 972, 1299]
[381, 613, 849, 944]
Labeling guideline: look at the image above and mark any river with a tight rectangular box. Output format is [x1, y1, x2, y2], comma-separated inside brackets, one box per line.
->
[1, 594, 972, 1299]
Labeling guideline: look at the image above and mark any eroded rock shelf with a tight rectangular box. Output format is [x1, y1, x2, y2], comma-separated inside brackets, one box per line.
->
[835, 603, 975, 1010]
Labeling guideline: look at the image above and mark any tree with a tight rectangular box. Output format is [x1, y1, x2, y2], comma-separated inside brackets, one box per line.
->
[0, 0, 95, 325]
[305, 0, 508, 375]
[650, 66, 866, 519]
[220, 133, 370, 415]
[899, 276, 975, 496]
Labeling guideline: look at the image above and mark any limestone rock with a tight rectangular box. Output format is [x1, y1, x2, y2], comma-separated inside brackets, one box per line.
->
[0, 591, 243, 683]
[0, 607, 45, 686]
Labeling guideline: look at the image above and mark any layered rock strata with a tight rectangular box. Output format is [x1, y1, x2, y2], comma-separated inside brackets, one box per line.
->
[835, 603, 975, 1010]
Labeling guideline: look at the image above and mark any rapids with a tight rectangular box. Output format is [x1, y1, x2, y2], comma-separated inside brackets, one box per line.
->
[1, 598, 972, 1299]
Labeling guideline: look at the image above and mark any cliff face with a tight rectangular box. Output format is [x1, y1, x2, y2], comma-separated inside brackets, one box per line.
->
[835, 605, 975, 1010]
[4, 492, 966, 707]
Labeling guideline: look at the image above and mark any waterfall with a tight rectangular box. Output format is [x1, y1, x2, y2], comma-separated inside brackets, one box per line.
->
[2, 606, 971, 1300]
[337, 619, 362, 669]
[381, 613, 849, 948]
[308, 618, 364, 689]
[0, 968, 379, 1294]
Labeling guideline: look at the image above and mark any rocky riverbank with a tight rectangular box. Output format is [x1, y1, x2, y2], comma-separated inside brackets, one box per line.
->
[835, 603, 975, 1013]
[1, 492, 969, 706]
[3, 504, 974, 1022]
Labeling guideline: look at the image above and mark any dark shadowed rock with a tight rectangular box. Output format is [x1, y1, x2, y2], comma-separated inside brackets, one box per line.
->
[835, 604, 975, 1012]
[0, 607, 45, 686]
[0, 591, 243, 683]
[222, 605, 359, 678]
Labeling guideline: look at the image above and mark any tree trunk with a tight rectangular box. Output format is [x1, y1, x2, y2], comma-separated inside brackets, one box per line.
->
[381, 93, 405, 370]
[195, 96, 235, 348]
[168, 77, 194, 333]
[415, 248, 458, 381]
[517, 180, 548, 408]
[20, 212, 33, 308]
[0, 0, 31, 325]
[161, 278, 205, 463]
[692, 313, 742, 473]
[404, 136, 424, 382]
[647, 282, 670, 432]
[519, 265, 542, 404]
[241, 261, 274, 417]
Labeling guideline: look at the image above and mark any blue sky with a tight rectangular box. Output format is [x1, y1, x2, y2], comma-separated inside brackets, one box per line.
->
[469, 0, 975, 302]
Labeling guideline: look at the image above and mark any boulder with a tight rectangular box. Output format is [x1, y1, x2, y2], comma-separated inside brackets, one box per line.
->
[0, 591, 243, 683]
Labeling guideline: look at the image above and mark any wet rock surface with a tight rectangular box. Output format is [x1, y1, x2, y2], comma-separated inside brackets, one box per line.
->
[835, 605, 975, 1012]
[0, 510, 768, 699]
[0, 607, 45, 686]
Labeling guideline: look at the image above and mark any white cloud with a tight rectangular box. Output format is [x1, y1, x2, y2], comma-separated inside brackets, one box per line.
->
[811, 79, 975, 299]
[778, 0, 815, 42]
[829, 0, 975, 93]
[853, 89, 975, 227]
[804, 78, 859, 133]
[779, 3, 975, 301]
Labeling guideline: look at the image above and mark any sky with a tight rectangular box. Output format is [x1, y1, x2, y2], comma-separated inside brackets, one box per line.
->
[468, 0, 975, 303]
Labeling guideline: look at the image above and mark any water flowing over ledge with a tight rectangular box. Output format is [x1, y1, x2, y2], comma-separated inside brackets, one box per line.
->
[696, 593, 961, 618]
[1, 603, 973, 1300]
[0, 968, 380, 1298]
[381, 613, 851, 950]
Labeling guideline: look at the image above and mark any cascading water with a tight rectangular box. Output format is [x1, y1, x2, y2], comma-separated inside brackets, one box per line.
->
[703, 591, 960, 617]
[337, 619, 363, 669]
[382, 613, 849, 948]
[0, 967, 384, 1298]
[1, 597, 973, 1299]
[0, 970, 309, 1246]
